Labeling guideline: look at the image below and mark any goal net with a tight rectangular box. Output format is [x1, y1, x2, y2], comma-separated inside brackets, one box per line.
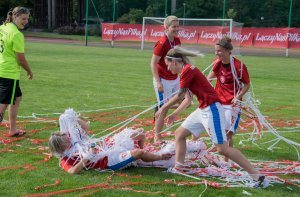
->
[141, 17, 244, 55]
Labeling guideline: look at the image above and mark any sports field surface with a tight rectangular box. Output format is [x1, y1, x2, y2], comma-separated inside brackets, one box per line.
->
[0, 40, 299, 197]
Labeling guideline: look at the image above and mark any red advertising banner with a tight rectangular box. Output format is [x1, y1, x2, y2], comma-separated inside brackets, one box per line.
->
[253, 28, 289, 48]
[178, 26, 198, 44]
[232, 28, 253, 47]
[197, 26, 225, 45]
[102, 23, 143, 41]
[101, 23, 114, 41]
[101, 23, 300, 49]
[288, 28, 300, 48]
[144, 25, 164, 42]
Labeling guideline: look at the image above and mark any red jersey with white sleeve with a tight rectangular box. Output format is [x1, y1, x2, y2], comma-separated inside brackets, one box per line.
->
[60, 156, 108, 172]
[180, 64, 220, 108]
[212, 57, 250, 105]
[153, 35, 181, 80]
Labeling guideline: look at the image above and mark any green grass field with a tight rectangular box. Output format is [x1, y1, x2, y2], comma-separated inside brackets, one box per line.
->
[0, 41, 299, 197]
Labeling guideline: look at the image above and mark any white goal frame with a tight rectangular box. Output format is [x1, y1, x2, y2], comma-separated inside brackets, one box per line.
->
[141, 17, 233, 50]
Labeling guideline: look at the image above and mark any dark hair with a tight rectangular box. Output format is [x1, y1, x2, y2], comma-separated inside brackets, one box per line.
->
[216, 35, 233, 51]
[4, 7, 30, 25]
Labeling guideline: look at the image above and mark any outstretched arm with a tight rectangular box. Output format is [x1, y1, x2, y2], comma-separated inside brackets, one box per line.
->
[155, 88, 188, 120]
[166, 91, 193, 127]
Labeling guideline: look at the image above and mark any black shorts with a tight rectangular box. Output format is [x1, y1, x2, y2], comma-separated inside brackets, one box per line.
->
[0, 77, 22, 104]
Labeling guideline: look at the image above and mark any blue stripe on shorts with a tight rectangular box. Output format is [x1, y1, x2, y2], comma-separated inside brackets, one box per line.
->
[233, 111, 241, 132]
[158, 91, 164, 107]
[210, 103, 224, 144]
[108, 156, 135, 171]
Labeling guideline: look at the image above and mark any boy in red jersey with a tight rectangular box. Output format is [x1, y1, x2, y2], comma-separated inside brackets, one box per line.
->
[48, 109, 172, 174]
[207, 36, 250, 162]
[155, 46, 268, 188]
[150, 16, 182, 143]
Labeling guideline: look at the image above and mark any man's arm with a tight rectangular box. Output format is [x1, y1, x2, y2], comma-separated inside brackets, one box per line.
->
[67, 159, 89, 174]
[150, 54, 163, 92]
[207, 71, 216, 83]
[16, 53, 33, 79]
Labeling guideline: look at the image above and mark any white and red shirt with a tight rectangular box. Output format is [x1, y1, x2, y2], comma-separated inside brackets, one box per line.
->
[60, 156, 108, 172]
[153, 35, 181, 80]
[180, 64, 220, 108]
[212, 58, 250, 105]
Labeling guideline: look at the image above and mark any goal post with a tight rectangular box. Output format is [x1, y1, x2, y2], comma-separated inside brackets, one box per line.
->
[141, 17, 243, 54]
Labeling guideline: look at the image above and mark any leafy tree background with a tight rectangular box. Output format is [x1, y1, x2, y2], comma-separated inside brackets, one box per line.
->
[0, 0, 299, 28]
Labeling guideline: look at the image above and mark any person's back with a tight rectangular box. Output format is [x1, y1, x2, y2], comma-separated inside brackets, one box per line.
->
[0, 23, 23, 80]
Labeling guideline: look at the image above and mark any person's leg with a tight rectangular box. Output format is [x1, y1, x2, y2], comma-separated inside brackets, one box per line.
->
[0, 104, 8, 123]
[154, 107, 168, 142]
[224, 131, 234, 162]
[130, 128, 145, 149]
[130, 149, 172, 162]
[153, 78, 175, 143]
[8, 96, 22, 134]
[175, 127, 191, 165]
[0, 77, 10, 123]
[224, 105, 241, 162]
[216, 143, 260, 180]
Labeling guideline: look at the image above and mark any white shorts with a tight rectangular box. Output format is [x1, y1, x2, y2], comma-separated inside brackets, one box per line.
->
[107, 150, 135, 170]
[181, 102, 227, 145]
[153, 77, 179, 107]
[223, 104, 241, 134]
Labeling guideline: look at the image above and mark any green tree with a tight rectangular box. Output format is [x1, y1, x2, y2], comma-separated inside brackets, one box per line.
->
[117, 8, 144, 24]
[227, 8, 237, 19]
[145, 0, 165, 17]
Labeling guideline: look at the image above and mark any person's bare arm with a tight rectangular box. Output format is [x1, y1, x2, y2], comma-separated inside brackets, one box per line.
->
[77, 119, 89, 131]
[16, 53, 33, 79]
[165, 90, 192, 127]
[155, 88, 188, 120]
[169, 91, 193, 117]
[232, 83, 250, 103]
[67, 159, 89, 174]
[150, 54, 163, 92]
[207, 71, 216, 83]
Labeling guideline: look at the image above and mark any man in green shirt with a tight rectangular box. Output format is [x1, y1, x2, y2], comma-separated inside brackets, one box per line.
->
[0, 7, 33, 137]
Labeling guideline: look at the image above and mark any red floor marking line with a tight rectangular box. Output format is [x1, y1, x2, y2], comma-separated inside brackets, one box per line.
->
[35, 180, 61, 190]
[0, 166, 21, 170]
[23, 183, 108, 197]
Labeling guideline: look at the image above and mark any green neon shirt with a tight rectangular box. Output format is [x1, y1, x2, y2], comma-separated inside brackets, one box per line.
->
[0, 23, 24, 80]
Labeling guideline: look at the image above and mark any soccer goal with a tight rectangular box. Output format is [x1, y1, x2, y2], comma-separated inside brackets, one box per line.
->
[141, 17, 244, 54]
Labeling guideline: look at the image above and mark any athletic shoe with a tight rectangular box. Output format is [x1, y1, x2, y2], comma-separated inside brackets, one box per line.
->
[167, 167, 182, 174]
[250, 176, 270, 188]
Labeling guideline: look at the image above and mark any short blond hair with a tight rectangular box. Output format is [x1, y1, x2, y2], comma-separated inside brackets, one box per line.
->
[164, 15, 179, 28]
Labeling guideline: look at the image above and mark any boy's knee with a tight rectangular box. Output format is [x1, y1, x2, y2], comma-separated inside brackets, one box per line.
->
[131, 149, 144, 159]
[216, 145, 228, 155]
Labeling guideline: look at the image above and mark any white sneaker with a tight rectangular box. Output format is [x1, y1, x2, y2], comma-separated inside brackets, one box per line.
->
[250, 176, 270, 188]
[167, 167, 181, 174]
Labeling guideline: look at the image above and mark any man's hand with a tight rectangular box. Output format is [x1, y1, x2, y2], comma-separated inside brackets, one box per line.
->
[165, 113, 176, 127]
